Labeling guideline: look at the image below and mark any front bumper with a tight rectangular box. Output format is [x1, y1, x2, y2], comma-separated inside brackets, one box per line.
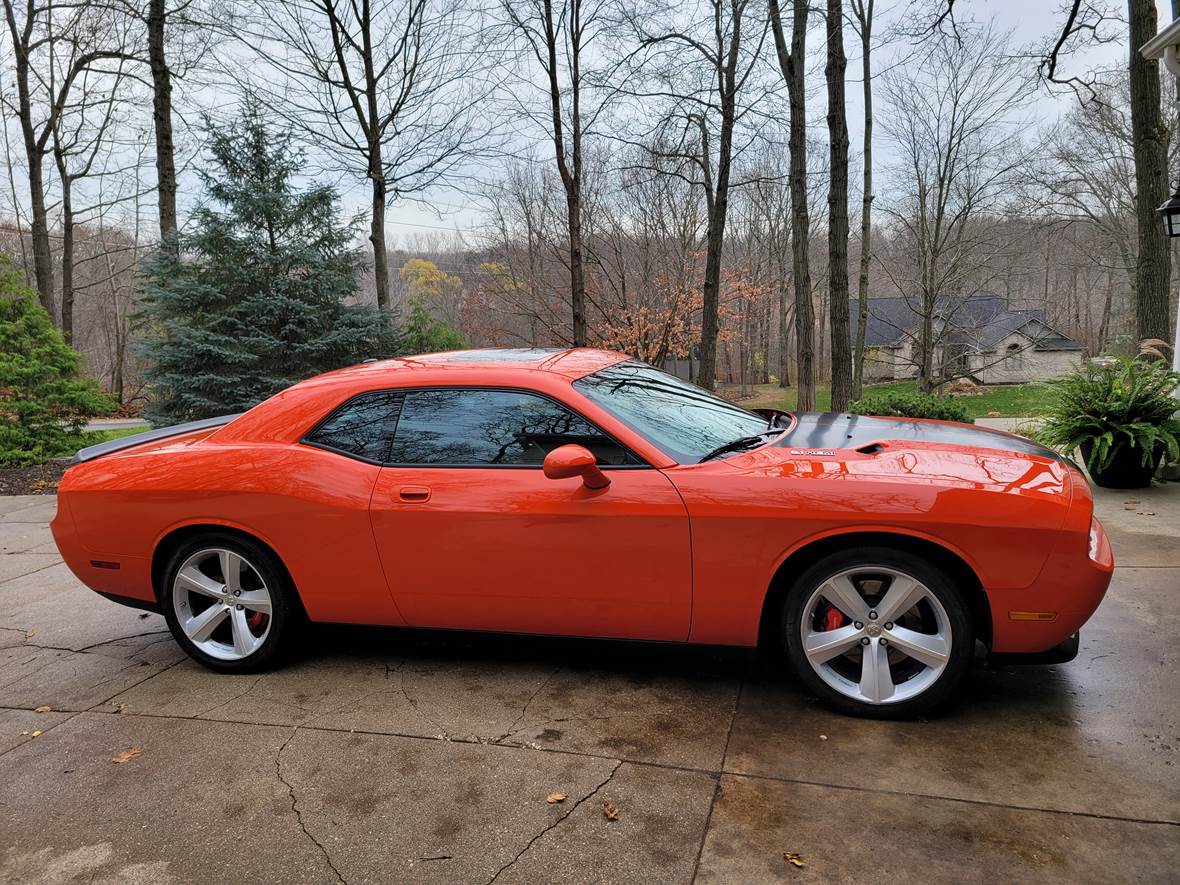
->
[988, 517, 1113, 654]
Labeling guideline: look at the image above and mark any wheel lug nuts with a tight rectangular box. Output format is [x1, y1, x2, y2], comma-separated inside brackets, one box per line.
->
[860, 637, 870, 646]
[854, 621, 864, 630]
[869, 610, 878, 620]
[235, 604, 244, 611]
[884, 622, 893, 630]
[233, 590, 241, 597]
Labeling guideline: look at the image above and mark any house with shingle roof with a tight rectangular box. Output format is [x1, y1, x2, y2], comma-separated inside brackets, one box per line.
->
[852, 295, 1084, 384]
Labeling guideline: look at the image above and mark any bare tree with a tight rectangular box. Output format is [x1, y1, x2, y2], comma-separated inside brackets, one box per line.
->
[849, 0, 873, 400]
[244, 0, 496, 312]
[501, 0, 614, 346]
[1126, 0, 1171, 345]
[769, 0, 815, 409]
[3, 0, 133, 318]
[625, 0, 771, 390]
[52, 49, 132, 342]
[825, 0, 851, 410]
[879, 22, 1034, 391]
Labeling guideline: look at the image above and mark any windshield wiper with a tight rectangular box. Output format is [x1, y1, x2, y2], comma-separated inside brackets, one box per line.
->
[698, 430, 781, 463]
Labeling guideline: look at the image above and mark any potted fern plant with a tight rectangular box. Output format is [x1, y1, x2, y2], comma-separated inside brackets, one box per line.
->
[1037, 356, 1180, 489]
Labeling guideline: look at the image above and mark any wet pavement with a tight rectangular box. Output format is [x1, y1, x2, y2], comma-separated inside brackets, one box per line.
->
[0, 485, 1177, 883]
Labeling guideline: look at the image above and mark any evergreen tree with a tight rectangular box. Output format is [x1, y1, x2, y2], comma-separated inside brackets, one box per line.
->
[139, 104, 393, 425]
[0, 259, 112, 466]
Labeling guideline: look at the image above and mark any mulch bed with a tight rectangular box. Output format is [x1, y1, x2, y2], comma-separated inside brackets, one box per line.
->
[0, 461, 68, 496]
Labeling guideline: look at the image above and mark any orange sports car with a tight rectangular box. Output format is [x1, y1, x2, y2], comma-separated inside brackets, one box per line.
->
[51, 349, 1113, 717]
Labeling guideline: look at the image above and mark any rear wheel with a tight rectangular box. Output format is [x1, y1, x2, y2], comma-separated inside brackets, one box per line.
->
[161, 534, 296, 672]
[782, 547, 973, 718]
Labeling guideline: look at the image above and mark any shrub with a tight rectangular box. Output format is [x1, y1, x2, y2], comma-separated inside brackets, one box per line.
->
[0, 263, 113, 466]
[398, 296, 466, 355]
[1036, 357, 1180, 471]
[850, 391, 972, 423]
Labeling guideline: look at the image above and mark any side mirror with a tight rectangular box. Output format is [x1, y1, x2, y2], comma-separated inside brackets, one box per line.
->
[543, 444, 610, 490]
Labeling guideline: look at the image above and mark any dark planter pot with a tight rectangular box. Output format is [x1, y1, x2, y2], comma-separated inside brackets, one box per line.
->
[1081, 440, 1164, 489]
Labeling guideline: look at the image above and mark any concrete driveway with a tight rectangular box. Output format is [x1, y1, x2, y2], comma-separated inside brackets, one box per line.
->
[1, 486, 1177, 884]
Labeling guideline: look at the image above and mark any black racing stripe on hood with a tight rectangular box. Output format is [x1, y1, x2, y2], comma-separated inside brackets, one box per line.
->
[776, 412, 1062, 461]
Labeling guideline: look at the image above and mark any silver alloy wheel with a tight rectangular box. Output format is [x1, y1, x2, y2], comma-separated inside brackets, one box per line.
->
[172, 548, 273, 662]
[800, 565, 951, 705]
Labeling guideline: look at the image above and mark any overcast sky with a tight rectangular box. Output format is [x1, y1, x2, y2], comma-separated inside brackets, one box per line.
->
[372, 0, 1179, 247]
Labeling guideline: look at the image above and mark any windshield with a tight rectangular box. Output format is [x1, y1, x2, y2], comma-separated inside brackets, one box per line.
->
[573, 361, 774, 463]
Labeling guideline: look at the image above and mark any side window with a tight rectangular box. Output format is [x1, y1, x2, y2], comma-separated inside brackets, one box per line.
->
[387, 389, 637, 466]
[306, 391, 404, 462]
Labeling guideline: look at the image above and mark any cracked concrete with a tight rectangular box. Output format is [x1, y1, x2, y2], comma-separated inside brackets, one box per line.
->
[275, 727, 346, 884]
[0, 486, 1178, 883]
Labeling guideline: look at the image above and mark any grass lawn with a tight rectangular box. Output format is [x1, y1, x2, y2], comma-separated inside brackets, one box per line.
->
[733, 379, 1059, 419]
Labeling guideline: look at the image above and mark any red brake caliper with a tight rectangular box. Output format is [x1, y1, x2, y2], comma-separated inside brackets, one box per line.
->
[822, 604, 846, 632]
[248, 612, 267, 630]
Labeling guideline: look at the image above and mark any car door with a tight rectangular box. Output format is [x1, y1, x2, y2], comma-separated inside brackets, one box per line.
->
[366, 387, 692, 641]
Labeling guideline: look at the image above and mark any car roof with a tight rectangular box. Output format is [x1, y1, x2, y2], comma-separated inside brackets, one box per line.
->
[312, 347, 631, 383]
[211, 347, 638, 448]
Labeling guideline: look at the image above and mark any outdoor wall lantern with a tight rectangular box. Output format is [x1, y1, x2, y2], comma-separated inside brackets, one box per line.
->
[1159, 189, 1180, 239]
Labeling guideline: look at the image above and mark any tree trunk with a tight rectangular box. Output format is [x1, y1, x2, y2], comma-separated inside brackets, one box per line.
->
[697, 52, 738, 392]
[148, 0, 178, 247]
[770, 0, 815, 410]
[851, 0, 874, 401]
[567, 193, 587, 344]
[5, 3, 55, 317]
[1127, 0, 1172, 344]
[57, 171, 75, 344]
[826, 0, 852, 412]
[542, 0, 587, 346]
[370, 156, 390, 310]
[778, 280, 790, 387]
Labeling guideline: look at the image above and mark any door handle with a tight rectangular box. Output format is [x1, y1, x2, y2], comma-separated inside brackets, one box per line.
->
[398, 485, 431, 503]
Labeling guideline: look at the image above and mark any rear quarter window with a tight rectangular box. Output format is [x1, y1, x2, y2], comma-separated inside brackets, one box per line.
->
[305, 391, 404, 462]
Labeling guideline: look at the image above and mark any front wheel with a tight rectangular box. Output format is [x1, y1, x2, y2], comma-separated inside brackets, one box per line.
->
[782, 548, 973, 718]
[161, 534, 297, 672]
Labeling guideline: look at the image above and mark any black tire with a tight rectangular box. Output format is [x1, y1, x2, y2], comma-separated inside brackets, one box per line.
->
[781, 546, 973, 719]
[160, 532, 299, 673]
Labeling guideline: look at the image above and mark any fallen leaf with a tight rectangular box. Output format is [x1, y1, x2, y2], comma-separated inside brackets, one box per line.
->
[33, 705, 51, 713]
[31, 730, 41, 737]
[1137, 511, 1156, 516]
[19, 730, 29, 736]
[819, 734, 828, 741]
[25, 628, 36, 639]
[546, 791, 567, 804]
[784, 851, 806, 868]
[986, 411, 1001, 418]
[601, 800, 620, 821]
[138, 612, 150, 620]
[111, 747, 142, 764]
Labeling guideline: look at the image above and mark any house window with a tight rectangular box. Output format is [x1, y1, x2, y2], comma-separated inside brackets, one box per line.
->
[1004, 343, 1024, 371]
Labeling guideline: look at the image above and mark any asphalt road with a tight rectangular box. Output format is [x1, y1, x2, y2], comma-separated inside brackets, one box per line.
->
[0, 484, 1176, 883]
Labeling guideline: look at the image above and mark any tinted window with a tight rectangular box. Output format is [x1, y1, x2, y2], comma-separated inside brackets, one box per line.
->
[306, 392, 403, 462]
[388, 389, 635, 466]
[573, 361, 769, 463]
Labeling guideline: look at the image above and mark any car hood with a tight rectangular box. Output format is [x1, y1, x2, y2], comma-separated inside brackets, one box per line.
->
[772, 412, 1061, 461]
[710, 412, 1075, 500]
